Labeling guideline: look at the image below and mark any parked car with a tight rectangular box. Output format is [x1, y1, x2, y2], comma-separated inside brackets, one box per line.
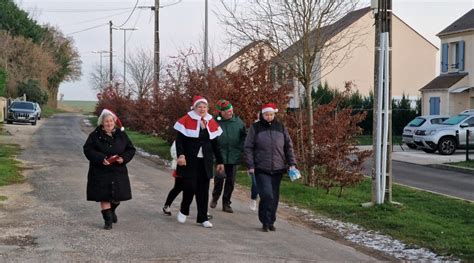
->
[402, 115, 449, 149]
[34, 103, 42, 120]
[6, 101, 38, 125]
[413, 112, 474, 155]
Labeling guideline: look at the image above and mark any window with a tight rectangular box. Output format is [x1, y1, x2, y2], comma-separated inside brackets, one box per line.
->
[441, 41, 465, 72]
[431, 117, 448, 124]
[464, 117, 474, 127]
[408, 117, 426, 127]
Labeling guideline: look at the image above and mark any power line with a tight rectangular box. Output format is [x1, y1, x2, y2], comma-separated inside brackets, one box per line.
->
[64, 10, 133, 27]
[114, 0, 140, 28]
[67, 23, 107, 36]
[41, 7, 134, 13]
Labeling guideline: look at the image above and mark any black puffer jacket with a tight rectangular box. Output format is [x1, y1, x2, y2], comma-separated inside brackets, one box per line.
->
[83, 126, 136, 201]
[244, 117, 296, 174]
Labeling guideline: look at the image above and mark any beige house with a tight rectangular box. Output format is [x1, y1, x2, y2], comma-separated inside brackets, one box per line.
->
[215, 41, 276, 73]
[273, 7, 438, 108]
[420, 9, 474, 116]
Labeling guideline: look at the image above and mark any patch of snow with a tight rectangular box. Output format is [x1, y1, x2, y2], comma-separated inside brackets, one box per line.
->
[282, 205, 458, 262]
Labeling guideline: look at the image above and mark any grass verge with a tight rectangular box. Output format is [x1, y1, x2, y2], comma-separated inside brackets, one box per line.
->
[236, 172, 474, 261]
[357, 135, 402, 145]
[446, 160, 474, 169]
[0, 144, 24, 186]
[42, 106, 66, 118]
[88, 117, 171, 160]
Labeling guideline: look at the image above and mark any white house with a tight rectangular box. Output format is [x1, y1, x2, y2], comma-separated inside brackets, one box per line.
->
[420, 9, 474, 115]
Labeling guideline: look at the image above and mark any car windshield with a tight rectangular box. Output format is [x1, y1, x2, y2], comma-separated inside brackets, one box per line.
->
[11, 102, 34, 110]
[441, 115, 469, 125]
[408, 117, 426, 127]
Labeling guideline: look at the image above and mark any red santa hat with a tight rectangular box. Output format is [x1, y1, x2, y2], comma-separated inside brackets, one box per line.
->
[99, 108, 124, 131]
[261, 103, 279, 114]
[191, 95, 208, 109]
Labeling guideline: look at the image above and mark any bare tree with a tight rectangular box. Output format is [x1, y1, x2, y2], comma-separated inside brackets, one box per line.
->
[217, 0, 367, 183]
[125, 48, 154, 100]
[89, 63, 118, 93]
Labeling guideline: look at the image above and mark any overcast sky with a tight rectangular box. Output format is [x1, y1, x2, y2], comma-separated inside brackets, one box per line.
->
[16, 0, 474, 101]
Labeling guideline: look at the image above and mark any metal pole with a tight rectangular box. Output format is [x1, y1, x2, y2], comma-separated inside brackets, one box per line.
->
[204, 0, 209, 74]
[124, 30, 126, 91]
[154, 0, 160, 93]
[467, 130, 470, 161]
[99, 52, 103, 77]
[109, 21, 113, 82]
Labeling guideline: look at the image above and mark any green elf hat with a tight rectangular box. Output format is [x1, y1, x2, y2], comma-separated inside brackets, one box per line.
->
[216, 99, 232, 111]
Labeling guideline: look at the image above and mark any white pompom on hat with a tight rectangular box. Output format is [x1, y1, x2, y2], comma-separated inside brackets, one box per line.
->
[99, 108, 125, 131]
[261, 103, 279, 114]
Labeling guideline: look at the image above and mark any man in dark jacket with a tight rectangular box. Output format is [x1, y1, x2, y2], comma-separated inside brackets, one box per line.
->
[244, 103, 297, 232]
[210, 100, 246, 213]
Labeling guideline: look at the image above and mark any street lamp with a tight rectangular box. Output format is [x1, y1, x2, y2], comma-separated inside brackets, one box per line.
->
[92, 50, 109, 76]
[112, 27, 139, 90]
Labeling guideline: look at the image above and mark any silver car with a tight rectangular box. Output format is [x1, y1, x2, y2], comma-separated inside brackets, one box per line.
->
[413, 112, 474, 155]
[402, 115, 449, 149]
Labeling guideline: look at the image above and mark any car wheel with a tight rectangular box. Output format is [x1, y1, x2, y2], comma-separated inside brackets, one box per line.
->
[438, 137, 456, 155]
[422, 148, 436, 153]
[7, 120, 12, 124]
[38, 115, 41, 120]
[407, 143, 417, 149]
[32, 118, 37, 126]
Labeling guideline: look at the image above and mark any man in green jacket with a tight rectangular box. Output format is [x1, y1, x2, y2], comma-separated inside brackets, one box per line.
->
[210, 99, 246, 213]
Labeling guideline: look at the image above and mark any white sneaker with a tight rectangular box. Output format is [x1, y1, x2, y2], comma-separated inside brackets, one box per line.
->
[202, 221, 213, 228]
[177, 211, 187, 223]
[249, 199, 257, 211]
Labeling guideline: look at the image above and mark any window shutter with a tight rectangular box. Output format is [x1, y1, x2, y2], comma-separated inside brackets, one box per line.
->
[458, 41, 465, 71]
[441, 43, 449, 73]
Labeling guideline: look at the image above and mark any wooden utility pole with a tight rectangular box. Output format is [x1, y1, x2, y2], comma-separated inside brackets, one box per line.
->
[204, 0, 209, 75]
[370, 0, 392, 205]
[154, 0, 160, 93]
[109, 20, 113, 82]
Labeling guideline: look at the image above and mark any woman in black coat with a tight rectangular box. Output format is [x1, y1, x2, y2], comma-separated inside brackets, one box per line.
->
[83, 109, 136, 230]
[174, 96, 224, 228]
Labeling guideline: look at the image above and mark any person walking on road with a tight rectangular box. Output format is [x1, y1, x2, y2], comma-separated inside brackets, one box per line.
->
[244, 103, 297, 232]
[83, 109, 136, 230]
[174, 96, 225, 228]
[210, 99, 246, 213]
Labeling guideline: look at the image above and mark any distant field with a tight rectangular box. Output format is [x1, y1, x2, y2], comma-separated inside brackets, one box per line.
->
[59, 101, 97, 114]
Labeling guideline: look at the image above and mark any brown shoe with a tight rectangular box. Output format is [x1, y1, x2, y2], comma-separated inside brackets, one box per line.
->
[210, 199, 217, 208]
[222, 205, 233, 213]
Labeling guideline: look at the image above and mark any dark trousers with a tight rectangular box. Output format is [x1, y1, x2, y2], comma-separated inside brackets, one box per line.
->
[179, 159, 210, 223]
[164, 177, 184, 206]
[212, 164, 237, 205]
[250, 173, 259, 200]
[255, 172, 282, 226]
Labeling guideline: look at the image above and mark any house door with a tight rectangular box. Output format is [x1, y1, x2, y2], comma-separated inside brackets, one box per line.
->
[429, 97, 440, 115]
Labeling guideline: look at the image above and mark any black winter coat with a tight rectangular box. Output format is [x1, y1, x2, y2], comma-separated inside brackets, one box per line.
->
[175, 128, 224, 179]
[83, 126, 136, 201]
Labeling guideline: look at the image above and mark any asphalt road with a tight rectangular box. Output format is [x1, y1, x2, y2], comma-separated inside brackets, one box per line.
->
[0, 114, 379, 261]
[365, 159, 474, 201]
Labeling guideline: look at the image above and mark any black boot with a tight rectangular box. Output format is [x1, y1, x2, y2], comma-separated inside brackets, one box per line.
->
[111, 202, 120, 223]
[101, 209, 113, 230]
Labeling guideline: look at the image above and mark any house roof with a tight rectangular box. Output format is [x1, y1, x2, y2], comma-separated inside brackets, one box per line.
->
[215, 41, 273, 70]
[419, 73, 468, 91]
[437, 9, 474, 37]
[273, 7, 371, 63]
